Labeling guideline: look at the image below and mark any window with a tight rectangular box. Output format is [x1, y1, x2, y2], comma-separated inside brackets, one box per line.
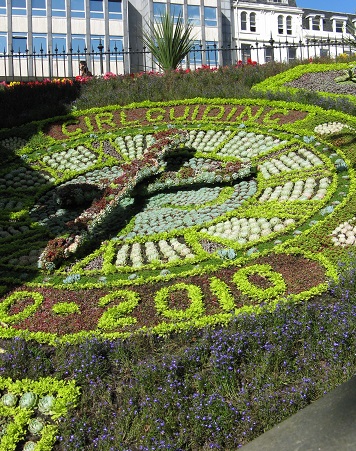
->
[189, 41, 202, 64]
[241, 44, 251, 63]
[52, 35, 66, 55]
[171, 3, 183, 24]
[241, 12, 247, 31]
[153, 2, 166, 21]
[33, 35, 47, 54]
[71, 35, 86, 55]
[288, 47, 296, 62]
[71, 0, 85, 18]
[265, 46, 274, 63]
[250, 13, 256, 32]
[335, 20, 344, 33]
[90, 0, 103, 19]
[206, 41, 218, 66]
[286, 16, 292, 35]
[188, 5, 200, 26]
[312, 17, 320, 31]
[108, 0, 122, 20]
[0, 34, 7, 53]
[109, 36, 123, 60]
[0, 0, 6, 15]
[12, 35, 27, 53]
[320, 48, 329, 57]
[52, 0, 66, 17]
[32, 0, 46, 16]
[204, 7, 217, 27]
[12, 0, 26, 15]
[278, 15, 283, 34]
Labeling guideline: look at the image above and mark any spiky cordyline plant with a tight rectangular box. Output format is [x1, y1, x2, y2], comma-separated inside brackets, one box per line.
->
[142, 10, 196, 72]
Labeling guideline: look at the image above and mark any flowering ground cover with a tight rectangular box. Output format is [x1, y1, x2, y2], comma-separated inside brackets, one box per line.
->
[0, 68, 356, 449]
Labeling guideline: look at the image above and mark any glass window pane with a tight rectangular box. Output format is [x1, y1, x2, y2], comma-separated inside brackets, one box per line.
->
[52, 0, 65, 8]
[0, 35, 7, 53]
[90, 0, 103, 17]
[71, 36, 86, 54]
[204, 7, 217, 27]
[71, 0, 85, 17]
[13, 36, 27, 53]
[171, 3, 183, 23]
[250, 13, 256, 32]
[52, 0, 65, 16]
[188, 5, 200, 26]
[52, 35, 66, 53]
[108, 0, 122, 19]
[33, 35, 47, 53]
[278, 15, 283, 34]
[13, 0, 26, 7]
[286, 16, 292, 34]
[153, 2, 166, 21]
[32, 0, 45, 7]
[90, 0, 103, 11]
[241, 12, 247, 31]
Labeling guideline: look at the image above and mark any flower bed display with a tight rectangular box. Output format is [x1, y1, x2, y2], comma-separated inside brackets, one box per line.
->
[252, 62, 356, 105]
[0, 97, 355, 345]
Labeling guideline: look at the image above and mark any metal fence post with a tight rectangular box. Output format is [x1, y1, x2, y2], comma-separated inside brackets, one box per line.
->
[98, 40, 104, 75]
[269, 36, 275, 62]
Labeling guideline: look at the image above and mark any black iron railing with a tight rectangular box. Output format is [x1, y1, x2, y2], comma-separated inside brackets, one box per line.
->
[0, 37, 354, 82]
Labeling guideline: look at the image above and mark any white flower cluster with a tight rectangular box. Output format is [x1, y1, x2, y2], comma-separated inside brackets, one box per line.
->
[259, 149, 323, 179]
[259, 177, 331, 202]
[314, 122, 351, 135]
[115, 239, 195, 267]
[217, 131, 285, 160]
[185, 129, 232, 153]
[200, 217, 295, 243]
[331, 218, 356, 246]
[0, 166, 48, 190]
[115, 134, 155, 159]
[42, 146, 97, 172]
[0, 136, 27, 151]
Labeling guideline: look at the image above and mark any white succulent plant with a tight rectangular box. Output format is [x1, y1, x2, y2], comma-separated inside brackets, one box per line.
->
[314, 122, 352, 135]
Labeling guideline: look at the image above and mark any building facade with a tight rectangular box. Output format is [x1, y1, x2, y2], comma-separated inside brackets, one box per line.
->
[0, 0, 355, 79]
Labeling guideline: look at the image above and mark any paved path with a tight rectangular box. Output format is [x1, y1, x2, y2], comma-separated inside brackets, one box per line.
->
[242, 375, 356, 451]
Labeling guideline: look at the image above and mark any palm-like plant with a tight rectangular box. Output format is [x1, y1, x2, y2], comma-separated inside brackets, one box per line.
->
[142, 10, 196, 72]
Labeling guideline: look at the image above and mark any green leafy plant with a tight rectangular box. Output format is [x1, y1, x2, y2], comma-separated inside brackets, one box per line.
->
[142, 10, 196, 72]
[334, 63, 356, 83]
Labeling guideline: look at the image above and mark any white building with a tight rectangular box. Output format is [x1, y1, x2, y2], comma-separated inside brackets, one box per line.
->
[0, 0, 355, 79]
[233, 0, 304, 64]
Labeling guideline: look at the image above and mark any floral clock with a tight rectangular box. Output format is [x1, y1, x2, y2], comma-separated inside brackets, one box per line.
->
[0, 98, 354, 344]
